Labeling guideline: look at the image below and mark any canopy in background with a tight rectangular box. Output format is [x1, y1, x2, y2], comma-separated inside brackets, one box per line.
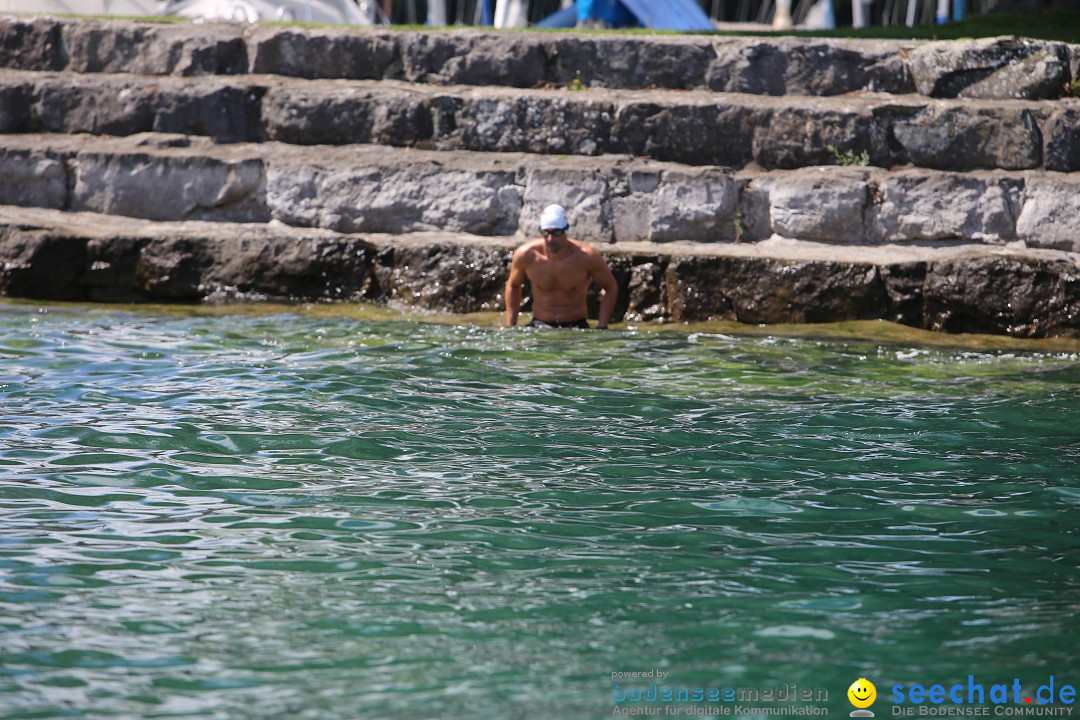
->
[536, 0, 714, 29]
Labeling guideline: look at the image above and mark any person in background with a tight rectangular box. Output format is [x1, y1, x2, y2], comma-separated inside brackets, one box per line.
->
[504, 204, 618, 329]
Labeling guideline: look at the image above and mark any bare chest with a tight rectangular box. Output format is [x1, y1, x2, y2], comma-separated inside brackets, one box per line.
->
[526, 256, 590, 292]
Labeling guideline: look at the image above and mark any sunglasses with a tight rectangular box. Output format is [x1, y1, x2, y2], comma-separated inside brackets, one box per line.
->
[541, 228, 566, 237]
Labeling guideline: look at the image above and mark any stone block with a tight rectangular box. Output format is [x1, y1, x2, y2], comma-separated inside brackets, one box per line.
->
[248, 27, 397, 80]
[795, 41, 911, 95]
[736, 180, 772, 243]
[1016, 177, 1080, 251]
[64, 21, 247, 75]
[666, 256, 887, 324]
[0, 231, 87, 300]
[403, 33, 545, 87]
[924, 256, 1080, 336]
[83, 235, 145, 302]
[624, 260, 669, 322]
[869, 171, 1019, 243]
[32, 78, 156, 135]
[0, 150, 67, 210]
[545, 36, 712, 90]
[752, 106, 886, 169]
[613, 101, 758, 167]
[879, 262, 927, 326]
[134, 236, 213, 301]
[72, 152, 268, 223]
[609, 170, 736, 243]
[960, 48, 1069, 100]
[707, 41, 789, 96]
[0, 82, 32, 132]
[1044, 105, 1080, 172]
[891, 106, 1042, 170]
[611, 195, 651, 243]
[266, 161, 521, 236]
[707, 39, 911, 96]
[757, 169, 869, 243]
[208, 235, 378, 301]
[0, 17, 65, 71]
[452, 95, 613, 156]
[151, 84, 255, 141]
[519, 167, 612, 242]
[30, 75, 254, 140]
[909, 37, 1069, 99]
[648, 169, 738, 242]
[665, 257, 736, 322]
[385, 242, 511, 313]
[262, 84, 432, 146]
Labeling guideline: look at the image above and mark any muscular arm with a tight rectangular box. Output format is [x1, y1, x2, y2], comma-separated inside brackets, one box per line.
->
[505, 249, 529, 327]
[588, 252, 619, 329]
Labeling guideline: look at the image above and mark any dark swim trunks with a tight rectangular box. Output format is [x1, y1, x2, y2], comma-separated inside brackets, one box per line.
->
[528, 318, 590, 330]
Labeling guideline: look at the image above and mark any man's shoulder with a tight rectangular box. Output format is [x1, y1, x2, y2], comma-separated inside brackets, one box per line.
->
[514, 239, 545, 256]
[511, 239, 544, 265]
[570, 238, 601, 256]
[568, 239, 609, 267]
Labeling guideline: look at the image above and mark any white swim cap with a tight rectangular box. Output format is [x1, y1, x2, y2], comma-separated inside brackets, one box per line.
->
[539, 204, 569, 230]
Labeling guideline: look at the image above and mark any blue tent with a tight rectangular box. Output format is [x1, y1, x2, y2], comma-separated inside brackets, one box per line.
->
[536, 0, 714, 30]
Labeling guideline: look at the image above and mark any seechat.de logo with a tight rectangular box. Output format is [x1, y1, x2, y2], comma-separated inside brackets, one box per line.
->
[850, 678, 878, 718]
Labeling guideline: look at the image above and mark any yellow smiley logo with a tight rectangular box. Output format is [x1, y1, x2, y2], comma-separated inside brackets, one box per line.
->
[848, 678, 877, 709]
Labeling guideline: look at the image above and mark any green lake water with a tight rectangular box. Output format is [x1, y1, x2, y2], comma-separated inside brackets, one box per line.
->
[1, 301, 1078, 720]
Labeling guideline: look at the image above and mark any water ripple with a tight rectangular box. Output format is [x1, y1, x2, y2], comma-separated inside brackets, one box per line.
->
[1, 304, 1078, 719]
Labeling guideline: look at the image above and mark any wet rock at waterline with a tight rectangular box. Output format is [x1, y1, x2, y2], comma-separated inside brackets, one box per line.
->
[3, 207, 1080, 338]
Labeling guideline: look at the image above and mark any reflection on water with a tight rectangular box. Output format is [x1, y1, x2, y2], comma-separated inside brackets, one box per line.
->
[1, 301, 1078, 719]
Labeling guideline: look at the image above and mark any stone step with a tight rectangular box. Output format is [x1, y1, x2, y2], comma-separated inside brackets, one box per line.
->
[2, 69, 1079, 172]
[2, 14, 1078, 100]
[2, 133, 1078, 251]
[2, 204, 1078, 337]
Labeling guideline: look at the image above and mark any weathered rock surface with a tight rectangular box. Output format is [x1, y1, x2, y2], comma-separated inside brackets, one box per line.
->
[0, 148, 66, 209]
[923, 256, 1080, 336]
[3, 205, 1078, 337]
[73, 151, 268, 222]
[743, 167, 1056, 248]
[891, 104, 1044, 170]
[1015, 175, 1080, 251]
[0, 16, 65, 71]
[3, 70, 1077, 172]
[750, 168, 869, 244]
[266, 157, 523, 236]
[908, 37, 1070, 99]
[248, 26, 396, 80]
[0, 135, 742, 243]
[16, 71, 258, 140]
[3, 15, 1077, 100]
[3, 134, 1079, 251]
[707, 38, 913, 95]
[868, 171, 1021, 245]
[1044, 106, 1080, 172]
[1, 15, 1077, 339]
[665, 257, 889, 325]
[63, 21, 249, 76]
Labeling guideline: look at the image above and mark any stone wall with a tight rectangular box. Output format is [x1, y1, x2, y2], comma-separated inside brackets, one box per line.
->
[2, 135, 1079, 249]
[4, 206, 1078, 337]
[1, 14, 1079, 337]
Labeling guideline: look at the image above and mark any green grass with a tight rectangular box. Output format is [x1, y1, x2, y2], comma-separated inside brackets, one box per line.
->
[45, 8, 1080, 43]
[559, 8, 1080, 42]
[780, 9, 1080, 42]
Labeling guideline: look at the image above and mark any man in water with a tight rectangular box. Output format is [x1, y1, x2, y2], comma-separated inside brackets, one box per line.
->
[504, 204, 618, 329]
